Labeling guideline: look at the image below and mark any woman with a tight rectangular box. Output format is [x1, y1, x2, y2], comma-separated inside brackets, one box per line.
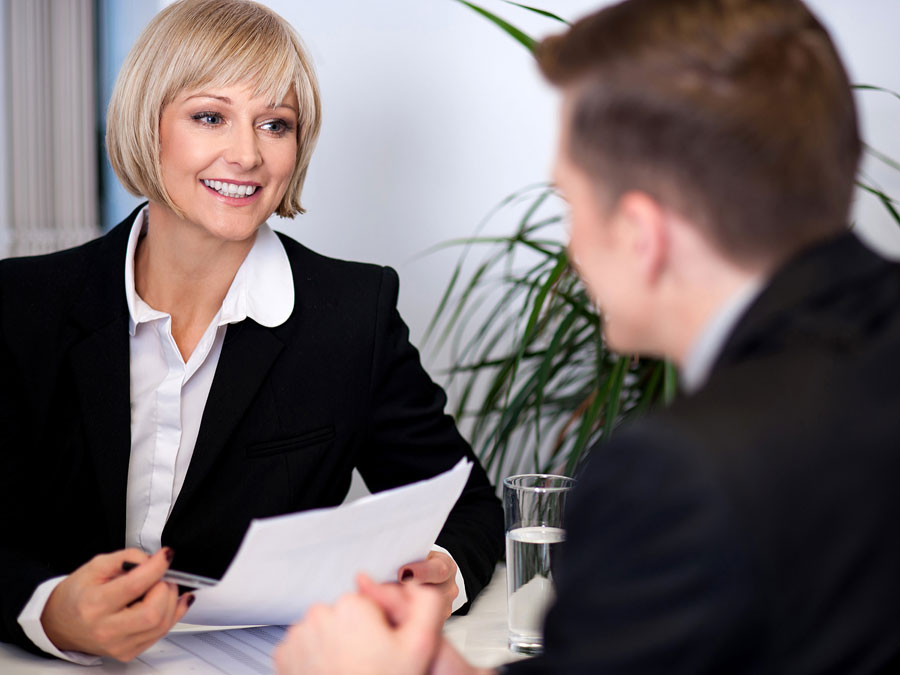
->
[0, 0, 502, 663]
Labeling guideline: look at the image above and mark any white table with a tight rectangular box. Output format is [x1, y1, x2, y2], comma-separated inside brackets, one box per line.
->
[0, 564, 525, 674]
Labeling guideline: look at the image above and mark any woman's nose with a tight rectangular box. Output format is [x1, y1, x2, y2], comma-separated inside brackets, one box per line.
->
[223, 124, 262, 169]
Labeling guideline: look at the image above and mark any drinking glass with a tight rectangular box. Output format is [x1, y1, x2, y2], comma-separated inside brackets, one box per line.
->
[503, 474, 575, 655]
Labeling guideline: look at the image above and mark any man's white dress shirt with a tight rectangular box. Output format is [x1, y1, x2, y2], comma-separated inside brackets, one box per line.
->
[18, 209, 464, 663]
[680, 280, 764, 394]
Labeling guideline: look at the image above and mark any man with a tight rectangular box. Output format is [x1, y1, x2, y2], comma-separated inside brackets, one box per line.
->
[274, 0, 900, 672]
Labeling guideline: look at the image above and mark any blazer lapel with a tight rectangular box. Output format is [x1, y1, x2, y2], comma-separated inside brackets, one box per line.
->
[68, 216, 136, 547]
[70, 315, 131, 546]
[168, 319, 285, 522]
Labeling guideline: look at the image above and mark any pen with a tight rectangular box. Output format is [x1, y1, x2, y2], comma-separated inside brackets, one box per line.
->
[121, 561, 218, 590]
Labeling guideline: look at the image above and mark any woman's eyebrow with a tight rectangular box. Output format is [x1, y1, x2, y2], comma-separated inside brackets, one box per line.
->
[184, 93, 232, 104]
[275, 103, 299, 116]
[183, 93, 297, 116]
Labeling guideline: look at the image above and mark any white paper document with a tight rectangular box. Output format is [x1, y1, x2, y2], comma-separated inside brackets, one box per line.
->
[139, 626, 287, 675]
[128, 626, 285, 674]
[183, 459, 472, 626]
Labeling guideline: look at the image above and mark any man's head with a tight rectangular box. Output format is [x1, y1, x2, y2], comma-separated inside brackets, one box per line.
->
[541, 0, 860, 356]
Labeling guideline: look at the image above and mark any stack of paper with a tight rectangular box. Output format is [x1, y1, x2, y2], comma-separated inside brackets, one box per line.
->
[183, 459, 473, 626]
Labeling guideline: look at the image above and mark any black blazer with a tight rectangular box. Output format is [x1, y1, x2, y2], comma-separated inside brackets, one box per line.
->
[0, 205, 503, 652]
[509, 232, 900, 674]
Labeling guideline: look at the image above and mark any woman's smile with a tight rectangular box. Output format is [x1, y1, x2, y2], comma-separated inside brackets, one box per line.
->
[154, 83, 299, 243]
[201, 179, 263, 202]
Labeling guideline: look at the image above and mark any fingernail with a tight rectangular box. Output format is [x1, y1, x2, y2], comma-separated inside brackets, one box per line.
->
[186, 594, 195, 607]
[401, 569, 414, 581]
[164, 547, 174, 563]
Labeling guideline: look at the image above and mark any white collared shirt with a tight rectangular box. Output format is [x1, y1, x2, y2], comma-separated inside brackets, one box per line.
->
[680, 279, 764, 394]
[123, 208, 294, 552]
[18, 208, 464, 662]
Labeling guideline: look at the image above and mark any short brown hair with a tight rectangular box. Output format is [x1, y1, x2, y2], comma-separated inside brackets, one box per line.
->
[106, 0, 321, 219]
[538, 0, 861, 266]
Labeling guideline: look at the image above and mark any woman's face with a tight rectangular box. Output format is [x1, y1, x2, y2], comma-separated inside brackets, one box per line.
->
[156, 83, 299, 242]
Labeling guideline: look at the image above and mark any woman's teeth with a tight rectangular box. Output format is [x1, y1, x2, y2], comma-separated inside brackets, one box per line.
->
[202, 179, 257, 198]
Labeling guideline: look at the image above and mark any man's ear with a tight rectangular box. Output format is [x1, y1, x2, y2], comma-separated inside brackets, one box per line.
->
[615, 191, 668, 285]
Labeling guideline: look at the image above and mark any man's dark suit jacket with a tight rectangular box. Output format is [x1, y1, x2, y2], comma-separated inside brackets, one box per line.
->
[509, 232, 900, 674]
[0, 205, 503, 653]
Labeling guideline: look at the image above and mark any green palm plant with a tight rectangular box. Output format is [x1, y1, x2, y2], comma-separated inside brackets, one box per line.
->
[430, 1, 900, 484]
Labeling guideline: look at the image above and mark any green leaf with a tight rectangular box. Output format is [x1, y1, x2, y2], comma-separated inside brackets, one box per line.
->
[423, 260, 462, 346]
[633, 361, 665, 415]
[522, 252, 569, 342]
[857, 180, 900, 228]
[515, 185, 555, 235]
[864, 143, 900, 173]
[434, 250, 508, 350]
[501, 1, 571, 25]
[663, 362, 678, 404]
[599, 355, 629, 444]
[532, 306, 581, 454]
[565, 386, 604, 475]
[453, 0, 537, 52]
[853, 84, 900, 103]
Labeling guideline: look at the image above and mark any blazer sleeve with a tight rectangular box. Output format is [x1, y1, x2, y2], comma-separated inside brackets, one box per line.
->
[505, 421, 763, 674]
[356, 267, 503, 612]
[0, 263, 62, 655]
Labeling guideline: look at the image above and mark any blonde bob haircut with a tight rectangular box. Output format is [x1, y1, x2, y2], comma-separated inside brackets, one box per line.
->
[106, 0, 321, 218]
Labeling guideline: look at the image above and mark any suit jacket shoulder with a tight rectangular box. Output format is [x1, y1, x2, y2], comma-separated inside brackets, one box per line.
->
[510, 233, 900, 674]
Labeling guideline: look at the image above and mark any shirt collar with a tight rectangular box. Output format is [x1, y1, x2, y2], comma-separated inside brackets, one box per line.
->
[124, 207, 294, 336]
[680, 278, 764, 395]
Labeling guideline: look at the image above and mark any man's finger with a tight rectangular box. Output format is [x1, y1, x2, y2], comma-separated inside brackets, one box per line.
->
[356, 574, 410, 625]
[275, 623, 311, 675]
[398, 553, 454, 585]
[396, 585, 446, 661]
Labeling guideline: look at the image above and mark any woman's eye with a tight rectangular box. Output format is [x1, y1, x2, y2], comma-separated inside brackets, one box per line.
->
[260, 119, 292, 135]
[192, 112, 223, 125]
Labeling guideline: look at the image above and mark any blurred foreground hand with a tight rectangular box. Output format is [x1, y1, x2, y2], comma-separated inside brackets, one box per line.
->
[274, 574, 494, 675]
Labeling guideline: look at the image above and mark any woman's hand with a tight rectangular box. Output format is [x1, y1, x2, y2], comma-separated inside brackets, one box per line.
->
[398, 550, 459, 619]
[41, 547, 193, 661]
[274, 575, 446, 675]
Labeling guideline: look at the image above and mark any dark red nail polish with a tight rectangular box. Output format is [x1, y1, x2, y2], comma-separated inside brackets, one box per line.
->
[186, 594, 196, 607]
[164, 547, 175, 563]
[401, 569, 413, 581]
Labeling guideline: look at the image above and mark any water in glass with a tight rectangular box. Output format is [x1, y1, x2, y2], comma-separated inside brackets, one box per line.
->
[505, 525, 566, 654]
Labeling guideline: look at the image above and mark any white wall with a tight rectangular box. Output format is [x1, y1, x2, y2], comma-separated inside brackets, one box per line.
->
[0, 0, 10, 257]
[259, 0, 900, 381]
[265, 0, 593, 368]
[806, 0, 900, 258]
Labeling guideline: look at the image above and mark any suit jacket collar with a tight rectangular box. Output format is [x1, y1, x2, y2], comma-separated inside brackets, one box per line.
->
[68, 204, 142, 546]
[713, 230, 888, 373]
[67, 203, 296, 543]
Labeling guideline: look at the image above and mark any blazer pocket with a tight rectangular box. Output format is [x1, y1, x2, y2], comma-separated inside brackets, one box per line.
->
[245, 426, 336, 458]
